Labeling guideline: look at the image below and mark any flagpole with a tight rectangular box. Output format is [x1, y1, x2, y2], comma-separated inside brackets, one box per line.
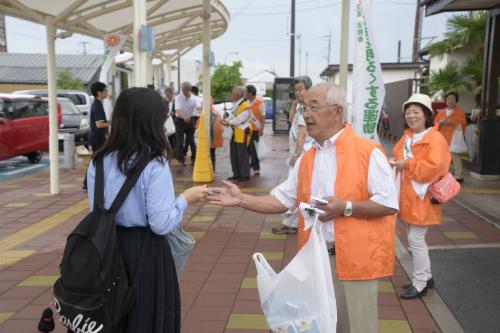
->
[339, 0, 350, 91]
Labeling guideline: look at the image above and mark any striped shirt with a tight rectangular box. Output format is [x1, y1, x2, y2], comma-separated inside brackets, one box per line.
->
[271, 129, 399, 242]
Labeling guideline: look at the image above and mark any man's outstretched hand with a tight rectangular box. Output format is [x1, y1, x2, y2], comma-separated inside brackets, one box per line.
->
[207, 180, 243, 207]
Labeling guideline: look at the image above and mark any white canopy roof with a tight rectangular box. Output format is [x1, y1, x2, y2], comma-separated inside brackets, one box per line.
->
[0, 0, 229, 59]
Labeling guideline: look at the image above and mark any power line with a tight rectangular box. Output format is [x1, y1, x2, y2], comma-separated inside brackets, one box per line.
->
[234, 2, 341, 16]
[229, 0, 331, 10]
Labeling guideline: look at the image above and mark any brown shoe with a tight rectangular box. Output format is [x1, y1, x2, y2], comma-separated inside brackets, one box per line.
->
[272, 226, 297, 234]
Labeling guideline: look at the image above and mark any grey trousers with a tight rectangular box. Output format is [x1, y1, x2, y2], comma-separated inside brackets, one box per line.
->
[230, 141, 250, 178]
[329, 256, 379, 333]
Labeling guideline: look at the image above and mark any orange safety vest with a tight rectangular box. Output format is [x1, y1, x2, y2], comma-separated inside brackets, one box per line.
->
[249, 98, 265, 132]
[392, 128, 451, 225]
[296, 124, 396, 280]
[233, 100, 252, 144]
[434, 107, 467, 145]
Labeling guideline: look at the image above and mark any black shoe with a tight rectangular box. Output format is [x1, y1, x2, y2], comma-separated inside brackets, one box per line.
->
[227, 176, 239, 180]
[238, 177, 250, 181]
[400, 285, 427, 299]
[402, 278, 434, 290]
[82, 184, 87, 191]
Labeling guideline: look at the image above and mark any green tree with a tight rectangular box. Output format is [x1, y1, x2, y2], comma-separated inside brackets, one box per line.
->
[57, 69, 84, 90]
[210, 61, 243, 100]
[424, 11, 486, 106]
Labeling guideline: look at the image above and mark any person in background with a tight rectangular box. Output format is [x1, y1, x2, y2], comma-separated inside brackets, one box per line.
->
[392, 94, 451, 299]
[174, 82, 198, 166]
[434, 92, 467, 183]
[86, 87, 209, 332]
[222, 86, 252, 181]
[272, 75, 312, 235]
[246, 85, 265, 175]
[209, 83, 398, 333]
[164, 87, 176, 150]
[195, 96, 223, 171]
[83, 81, 110, 190]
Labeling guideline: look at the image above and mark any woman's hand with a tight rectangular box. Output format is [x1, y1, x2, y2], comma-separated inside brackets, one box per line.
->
[180, 185, 210, 204]
[206, 181, 243, 206]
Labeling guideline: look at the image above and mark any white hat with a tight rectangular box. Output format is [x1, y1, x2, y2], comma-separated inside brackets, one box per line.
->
[402, 94, 433, 113]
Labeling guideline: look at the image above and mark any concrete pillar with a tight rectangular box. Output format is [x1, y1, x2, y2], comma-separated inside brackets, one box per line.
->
[46, 20, 59, 194]
[133, 0, 148, 87]
[339, 0, 350, 91]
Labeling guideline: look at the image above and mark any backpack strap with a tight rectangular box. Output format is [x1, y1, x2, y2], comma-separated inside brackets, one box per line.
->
[94, 158, 105, 211]
[108, 158, 152, 214]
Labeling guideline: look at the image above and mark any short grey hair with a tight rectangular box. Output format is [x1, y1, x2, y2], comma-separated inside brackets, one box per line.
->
[316, 83, 346, 107]
[232, 86, 246, 98]
[165, 87, 174, 94]
[294, 75, 312, 89]
[181, 81, 192, 90]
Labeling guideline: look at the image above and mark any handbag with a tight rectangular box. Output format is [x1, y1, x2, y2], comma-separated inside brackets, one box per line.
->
[166, 223, 195, 279]
[427, 172, 461, 204]
[164, 115, 176, 137]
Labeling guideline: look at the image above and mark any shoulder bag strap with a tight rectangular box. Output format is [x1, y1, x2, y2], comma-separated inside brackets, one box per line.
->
[93, 158, 105, 211]
[108, 158, 151, 214]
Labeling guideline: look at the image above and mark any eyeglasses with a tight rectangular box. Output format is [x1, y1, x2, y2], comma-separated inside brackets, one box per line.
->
[303, 103, 338, 113]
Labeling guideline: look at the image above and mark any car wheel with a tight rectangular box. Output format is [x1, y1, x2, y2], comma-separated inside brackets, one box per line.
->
[27, 151, 42, 164]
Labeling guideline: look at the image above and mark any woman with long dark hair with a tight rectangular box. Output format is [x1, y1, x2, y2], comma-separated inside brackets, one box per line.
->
[86, 87, 208, 332]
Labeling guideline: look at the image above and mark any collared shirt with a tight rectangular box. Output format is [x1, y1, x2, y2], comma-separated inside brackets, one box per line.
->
[87, 153, 187, 236]
[271, 129, 399, 242]
[228, 98, 250, 127]
[174, 93, 198, 118]
[192, 94, 202, 117]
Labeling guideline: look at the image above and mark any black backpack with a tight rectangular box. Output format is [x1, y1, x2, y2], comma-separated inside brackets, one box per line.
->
[52, 157, 151, 333]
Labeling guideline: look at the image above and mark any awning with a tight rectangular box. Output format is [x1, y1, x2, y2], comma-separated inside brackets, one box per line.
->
[422, 0, 500, 16]
[0, 0, 229, 57]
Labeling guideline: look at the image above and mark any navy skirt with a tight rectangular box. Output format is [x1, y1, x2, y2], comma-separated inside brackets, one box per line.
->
[117, 226, 180, 333]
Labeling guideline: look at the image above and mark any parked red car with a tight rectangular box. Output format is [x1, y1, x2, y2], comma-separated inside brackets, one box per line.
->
[0, 94, 62, 163]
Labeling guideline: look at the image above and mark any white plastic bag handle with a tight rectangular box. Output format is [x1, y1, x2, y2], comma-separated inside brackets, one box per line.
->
[253, 252, 277, 277]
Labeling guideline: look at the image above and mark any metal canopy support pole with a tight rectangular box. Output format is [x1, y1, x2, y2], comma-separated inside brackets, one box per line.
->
[192, 0, 213, 183]
[133, 0, 148, 87]
[339, 0, 350, 90]
[166, 55, 172, 87]
[46, 20, 59, 195]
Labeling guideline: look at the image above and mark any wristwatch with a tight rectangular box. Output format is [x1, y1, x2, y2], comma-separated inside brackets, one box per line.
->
[344, 201, 353, 217]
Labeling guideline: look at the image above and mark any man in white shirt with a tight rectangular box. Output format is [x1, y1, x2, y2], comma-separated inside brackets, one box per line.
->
[164, 87, 176, 149]
[174, 82, 198, 165]
[208, 83, 398, 333]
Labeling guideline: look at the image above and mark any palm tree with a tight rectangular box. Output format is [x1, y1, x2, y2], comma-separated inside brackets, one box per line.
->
[424, 11, 486, 106]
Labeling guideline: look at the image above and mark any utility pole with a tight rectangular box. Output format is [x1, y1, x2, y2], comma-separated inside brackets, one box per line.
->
[327, 30, 332, 65]
[0, 13, 7, 52]
[79, 41, 89, 55]
[297, 34, 302, 75]
[339, 0, 350, 90]
[397, 40, 402, 63]
[412, 0, 422, 63]
[305, 51, 309, 75]
[290, 0, 295, 77]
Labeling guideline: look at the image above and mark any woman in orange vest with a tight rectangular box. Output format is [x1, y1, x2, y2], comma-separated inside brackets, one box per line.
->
[434, 92, 467, 182]
[392, 94, 451, 299]
[195, 96, 223, 170]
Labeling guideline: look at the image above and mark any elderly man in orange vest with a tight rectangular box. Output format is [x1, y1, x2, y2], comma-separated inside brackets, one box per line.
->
[208, 83, 399, 333]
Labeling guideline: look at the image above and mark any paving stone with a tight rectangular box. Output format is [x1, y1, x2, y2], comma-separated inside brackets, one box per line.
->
[379, 319, 412, 333]
[0, 312, 14, 324]
[17, 275, 58, 287]
[378, 280, 396, 293]
[444, 231, 479, 239]
[226, 314, 268, 330]
[240, 277, 257, 289]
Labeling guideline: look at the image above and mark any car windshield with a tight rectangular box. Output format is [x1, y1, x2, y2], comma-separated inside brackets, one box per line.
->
[59, 99, 81, 115]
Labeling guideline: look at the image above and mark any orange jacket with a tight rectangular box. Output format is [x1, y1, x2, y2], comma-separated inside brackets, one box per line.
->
[195, 111, 223, 148]
[297, 124, 396, 280]
[393, 128, 451, 225]
[249, 98, 265, 132]
[434, 107, 467, 145]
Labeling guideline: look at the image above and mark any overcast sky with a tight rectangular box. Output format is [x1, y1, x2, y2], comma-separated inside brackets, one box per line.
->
[4, 0, 454, 83]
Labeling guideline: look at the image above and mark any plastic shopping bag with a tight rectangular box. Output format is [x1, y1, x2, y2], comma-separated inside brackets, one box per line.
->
[450, 126, 468, 154]
[166, 223, 195, 280]
[164, 116, 176, 137]
[252, 214, 336, 333]
[256, 138, 268, 160]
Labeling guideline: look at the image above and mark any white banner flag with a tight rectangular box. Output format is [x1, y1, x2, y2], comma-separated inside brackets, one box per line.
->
[99, 33, 127, 85]
[352, 0, 385, 143]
